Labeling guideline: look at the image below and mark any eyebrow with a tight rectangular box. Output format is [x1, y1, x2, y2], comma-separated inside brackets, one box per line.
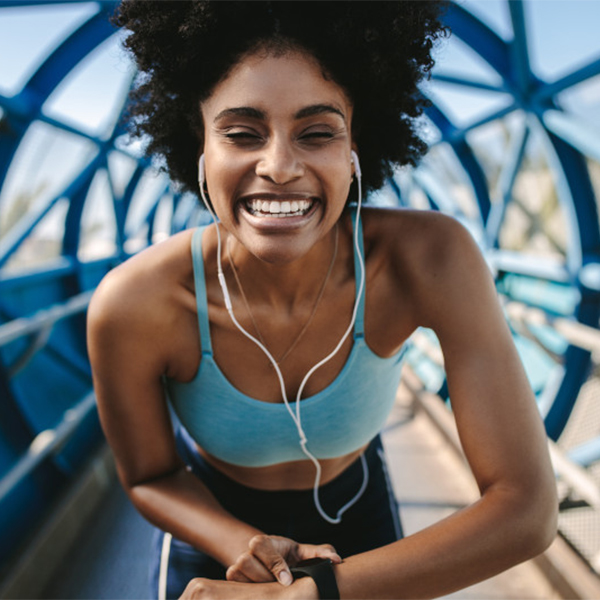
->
[294, 104, 346, 120]
[213, 103, 346, 123]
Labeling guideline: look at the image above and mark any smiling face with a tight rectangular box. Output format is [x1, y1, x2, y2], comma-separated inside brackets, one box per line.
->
[200, 49, 356, 264]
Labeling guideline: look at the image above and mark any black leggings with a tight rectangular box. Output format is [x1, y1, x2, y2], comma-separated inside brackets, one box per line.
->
[150, 427, 403, 599]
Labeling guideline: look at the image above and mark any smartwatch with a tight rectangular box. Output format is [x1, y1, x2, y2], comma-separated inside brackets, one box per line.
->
[290, 557, 340, 600]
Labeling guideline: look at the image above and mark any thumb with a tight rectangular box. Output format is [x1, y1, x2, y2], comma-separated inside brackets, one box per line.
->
[248, 535, 294, 586]
[266, 555, 293, 586]
[277, 569, 293, 586]
[296, 543, 342, 564]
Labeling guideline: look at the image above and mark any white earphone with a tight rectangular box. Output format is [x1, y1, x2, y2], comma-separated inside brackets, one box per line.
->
[197, 151, 367, 524]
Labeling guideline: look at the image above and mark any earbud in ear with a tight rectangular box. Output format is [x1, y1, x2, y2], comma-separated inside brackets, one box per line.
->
[198, 154, 205, 186]
[351, 151, 361, 179]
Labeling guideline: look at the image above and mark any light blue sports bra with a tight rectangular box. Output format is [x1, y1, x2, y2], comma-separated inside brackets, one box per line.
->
[166, 212, 407, 467]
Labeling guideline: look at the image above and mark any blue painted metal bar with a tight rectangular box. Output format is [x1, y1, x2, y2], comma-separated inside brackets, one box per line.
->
[507, 1, 535, 102]
[0, 292, 92, 348]
[540, 128, 600, 438]
[536, 55, 600, 101]
[0, 257, 76, 291]
[454, 102, 519, 139]
[412, 167, 460, 217]
[549, 129, 600, 270]
[134, 180, 172, 240]
[0, 152, 103, 269]
[0, 391, 96, 506]
[20, 8, 116, 107]
[424, 103, 492, 224]
[430, 73, 507, 93]
[451, 139, 491, 225]
[543, 110, 600, 165]
[0, 6, 116, 193]
[443, 3, 511, 82]
[0, 92, 144, 163]
[485, 124, 530, 248]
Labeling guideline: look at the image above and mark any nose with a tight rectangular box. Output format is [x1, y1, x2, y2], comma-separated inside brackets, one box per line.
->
[255, 137, 304, 185]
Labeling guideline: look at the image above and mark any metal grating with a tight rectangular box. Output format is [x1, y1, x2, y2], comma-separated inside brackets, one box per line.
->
[557, 373, 600, 573]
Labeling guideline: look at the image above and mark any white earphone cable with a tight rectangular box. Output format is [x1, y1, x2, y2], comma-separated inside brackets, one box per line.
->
[197, 153, 367, 524]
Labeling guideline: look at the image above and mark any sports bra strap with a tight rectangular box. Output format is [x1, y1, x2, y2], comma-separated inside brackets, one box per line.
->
[352, 208, 366, 340]
[191, 226, 213, 356]
[191, 215, 365, 352]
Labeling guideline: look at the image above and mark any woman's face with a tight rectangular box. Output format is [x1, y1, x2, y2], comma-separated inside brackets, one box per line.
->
[200, 49, 356, 264]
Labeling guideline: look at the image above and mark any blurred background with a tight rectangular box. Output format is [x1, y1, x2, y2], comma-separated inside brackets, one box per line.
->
[1, 0, 600, 597]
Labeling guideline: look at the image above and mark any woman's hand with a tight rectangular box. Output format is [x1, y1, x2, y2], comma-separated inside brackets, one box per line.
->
[226, 534, 341, 586]
[179, 576, 318, 599]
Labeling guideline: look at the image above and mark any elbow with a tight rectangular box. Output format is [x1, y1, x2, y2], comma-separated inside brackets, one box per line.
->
[524, 508, 557, 559]
[513, 483, 559, 560]
[535, 499, 559, 555]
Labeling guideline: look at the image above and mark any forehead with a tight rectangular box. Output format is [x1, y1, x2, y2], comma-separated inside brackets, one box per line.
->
[201, 50, 353, 120]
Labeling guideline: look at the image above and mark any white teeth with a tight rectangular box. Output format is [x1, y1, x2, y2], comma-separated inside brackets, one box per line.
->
[247, 198, 314, 217]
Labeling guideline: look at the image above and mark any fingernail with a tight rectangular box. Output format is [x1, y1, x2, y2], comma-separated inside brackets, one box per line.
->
[279, 571, 293, 586]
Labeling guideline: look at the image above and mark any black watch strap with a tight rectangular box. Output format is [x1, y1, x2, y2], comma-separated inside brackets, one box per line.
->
[290, 558, 340, 600]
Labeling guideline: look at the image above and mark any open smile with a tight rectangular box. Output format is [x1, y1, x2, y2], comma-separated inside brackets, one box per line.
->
[245, 198, 315, 218]
[238, 193, 319, 223]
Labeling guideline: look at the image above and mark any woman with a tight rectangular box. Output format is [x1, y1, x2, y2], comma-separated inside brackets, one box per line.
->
[88, 2, 558, 598]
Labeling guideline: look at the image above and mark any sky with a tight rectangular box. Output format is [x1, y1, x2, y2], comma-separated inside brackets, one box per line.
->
[1, 0, 600, 252]
[1, 0, 600, 136]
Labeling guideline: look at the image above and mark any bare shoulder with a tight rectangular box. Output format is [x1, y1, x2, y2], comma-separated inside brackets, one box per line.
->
[87, 229, 196, 370]
[361, 208, 494, 327]
[363, 207, 477, 265]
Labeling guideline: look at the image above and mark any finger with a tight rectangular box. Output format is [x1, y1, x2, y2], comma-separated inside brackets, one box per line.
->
[296, 542, 343, 564]
[225, 565, 253, 583]
[227, 552, 276, 583]
[248, 535, 293, 586]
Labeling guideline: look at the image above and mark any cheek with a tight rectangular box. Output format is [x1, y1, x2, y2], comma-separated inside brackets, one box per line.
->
[204, 152, 247, 200]
[323, 157, 353, 197]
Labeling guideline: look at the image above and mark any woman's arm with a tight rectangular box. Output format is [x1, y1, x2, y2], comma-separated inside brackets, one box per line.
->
[87, 246, 339, 585]
[87, 263, 263, 568]
[188, 212, 557, 599]
[328, 213, 558, 598]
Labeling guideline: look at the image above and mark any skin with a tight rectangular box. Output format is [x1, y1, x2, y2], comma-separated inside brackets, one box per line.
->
[88, 49, 558, 600]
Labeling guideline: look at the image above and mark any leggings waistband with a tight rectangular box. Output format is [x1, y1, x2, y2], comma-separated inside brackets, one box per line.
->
[175, 426, 383, 520]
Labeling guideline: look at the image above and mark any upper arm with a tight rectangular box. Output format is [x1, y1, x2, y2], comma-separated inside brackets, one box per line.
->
[409, 216, 554, 499]
[87, 266, 183, 488]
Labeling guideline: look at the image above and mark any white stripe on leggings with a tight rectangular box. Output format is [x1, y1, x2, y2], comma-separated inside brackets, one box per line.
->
[158, 532, 173, 600]
[377, 447, 403, 540]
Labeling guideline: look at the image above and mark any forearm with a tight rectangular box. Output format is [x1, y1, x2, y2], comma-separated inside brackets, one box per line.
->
[126, 467, 263, 567]
[334, 487, 556, 599]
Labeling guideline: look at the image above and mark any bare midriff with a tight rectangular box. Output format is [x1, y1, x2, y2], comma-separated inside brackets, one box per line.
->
[197, 443, 368, 491]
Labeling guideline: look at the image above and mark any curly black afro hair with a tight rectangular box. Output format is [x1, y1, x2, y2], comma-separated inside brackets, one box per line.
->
[113, 1, 447, 195]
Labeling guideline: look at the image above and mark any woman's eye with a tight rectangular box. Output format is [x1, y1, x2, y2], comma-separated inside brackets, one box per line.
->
[300, 131, 335, 143]
[224, 131, 262, 144]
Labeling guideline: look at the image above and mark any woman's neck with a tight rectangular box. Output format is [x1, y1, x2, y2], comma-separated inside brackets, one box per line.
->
[224, 224, 342, 313]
